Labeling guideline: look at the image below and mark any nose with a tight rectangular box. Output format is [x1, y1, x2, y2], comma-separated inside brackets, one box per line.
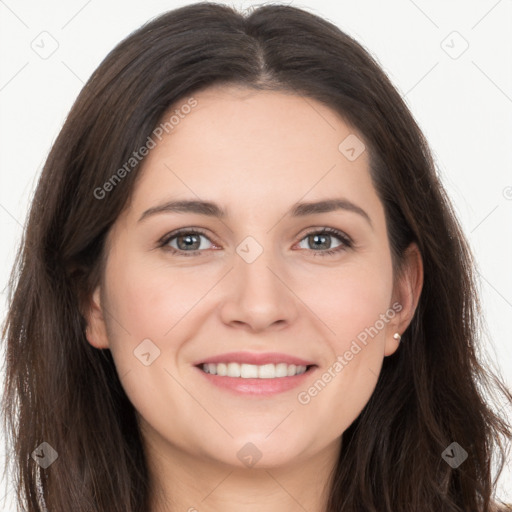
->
[218, 241, 299, 333]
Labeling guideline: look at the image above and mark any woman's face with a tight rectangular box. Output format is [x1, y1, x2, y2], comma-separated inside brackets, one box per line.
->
[86, 84, 420, 470]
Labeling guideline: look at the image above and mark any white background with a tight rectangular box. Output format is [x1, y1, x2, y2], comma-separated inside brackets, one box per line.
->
[1, 0, 511, 509]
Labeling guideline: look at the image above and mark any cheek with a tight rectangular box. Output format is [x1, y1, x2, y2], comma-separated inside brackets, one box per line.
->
[104, 253, 211, 343]
[296, 257, 394, 427]
[100, 255, 212, 446]
[304, 259, 394, 349]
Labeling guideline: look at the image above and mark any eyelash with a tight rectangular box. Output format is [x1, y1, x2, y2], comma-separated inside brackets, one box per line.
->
[157, 227, 353, 258]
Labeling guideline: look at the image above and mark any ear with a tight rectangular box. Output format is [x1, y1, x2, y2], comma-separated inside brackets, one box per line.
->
[384, 242, 424, 356]
[84, 285, 110, 349]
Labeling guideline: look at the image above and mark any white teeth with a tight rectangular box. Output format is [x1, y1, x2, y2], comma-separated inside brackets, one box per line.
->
[275, 363, 288, 378]
[258, 364, 276, 379]
[201, 362, 309, 378]
[241, 364, 259, 378]
[227, 362, 240, 377]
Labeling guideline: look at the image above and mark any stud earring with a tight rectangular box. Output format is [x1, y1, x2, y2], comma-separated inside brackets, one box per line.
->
[393, 332, 401, 342]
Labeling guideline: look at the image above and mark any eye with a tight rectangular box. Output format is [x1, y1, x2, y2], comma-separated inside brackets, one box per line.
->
[296, 227, 352, 257]
[159, 228, 216, 256]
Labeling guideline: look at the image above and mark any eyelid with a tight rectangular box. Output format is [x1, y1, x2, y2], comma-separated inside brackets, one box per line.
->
[298, 226, 352, 245]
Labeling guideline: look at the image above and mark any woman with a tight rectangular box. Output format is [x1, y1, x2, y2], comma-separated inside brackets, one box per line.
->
[2, 2, 511, 511]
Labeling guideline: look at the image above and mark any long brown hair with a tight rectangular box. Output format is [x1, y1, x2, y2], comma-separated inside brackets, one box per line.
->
[2, 2, 511, 511]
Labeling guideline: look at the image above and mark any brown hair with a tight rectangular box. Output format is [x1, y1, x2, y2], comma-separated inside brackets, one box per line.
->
[2, 2, 511, 511]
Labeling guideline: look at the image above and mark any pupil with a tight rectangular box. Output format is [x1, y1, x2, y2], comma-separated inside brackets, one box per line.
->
[178, 234, 199, 250]
[311, 234, 329, 250]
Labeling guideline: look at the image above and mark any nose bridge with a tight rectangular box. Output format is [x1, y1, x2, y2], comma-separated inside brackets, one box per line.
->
[235, 233, 281, 297]
[219, 231, 297, 330]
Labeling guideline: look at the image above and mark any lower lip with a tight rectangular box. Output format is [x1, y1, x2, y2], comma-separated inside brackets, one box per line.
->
[195, 366, 317, 396]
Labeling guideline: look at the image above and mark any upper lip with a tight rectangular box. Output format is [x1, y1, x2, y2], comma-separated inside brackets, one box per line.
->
[194, 351, 317, 367]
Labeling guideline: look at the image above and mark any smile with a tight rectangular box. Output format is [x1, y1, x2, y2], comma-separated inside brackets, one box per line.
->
[195, 363, 317, 396]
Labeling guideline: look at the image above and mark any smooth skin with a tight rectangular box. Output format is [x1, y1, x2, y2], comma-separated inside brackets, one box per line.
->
[85, 84, 423, 512]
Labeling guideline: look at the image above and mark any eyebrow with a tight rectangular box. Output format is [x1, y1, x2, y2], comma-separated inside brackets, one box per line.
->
[138, 197, 372, 227]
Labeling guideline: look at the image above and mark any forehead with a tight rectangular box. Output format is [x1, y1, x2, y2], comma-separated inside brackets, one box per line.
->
[128, 85, 378, 219]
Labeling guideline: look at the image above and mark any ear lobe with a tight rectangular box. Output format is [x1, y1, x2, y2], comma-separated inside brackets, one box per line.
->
[84, 286, 110, 349]
[384, 243, 424, 356]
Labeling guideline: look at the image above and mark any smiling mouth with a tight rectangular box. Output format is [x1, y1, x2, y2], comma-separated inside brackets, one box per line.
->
[197, 362, 317, 379]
